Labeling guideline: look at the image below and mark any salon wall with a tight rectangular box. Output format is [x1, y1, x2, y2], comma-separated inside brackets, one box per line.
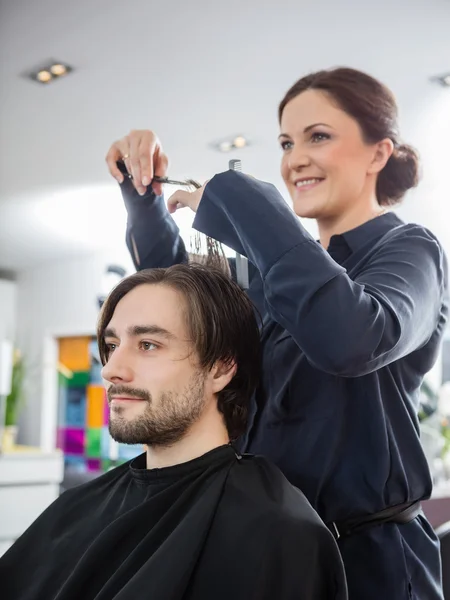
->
[0, 280, 17, 345]
[15, 250, 133, 448]
[395, 87, 450, 258]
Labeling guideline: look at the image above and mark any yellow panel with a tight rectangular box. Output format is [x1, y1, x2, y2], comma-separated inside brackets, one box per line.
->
[87, 385, 105, 428]
[59, 337, 91, 372]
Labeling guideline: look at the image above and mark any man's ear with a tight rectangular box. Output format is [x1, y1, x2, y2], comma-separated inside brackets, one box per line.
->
[368, 138, 394, 175]
[210, 360, 237, 394]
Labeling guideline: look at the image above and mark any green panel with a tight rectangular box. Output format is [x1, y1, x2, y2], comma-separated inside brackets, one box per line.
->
[86, 428, 102, 457]
[102, 459, 111, 472]
[70, 371, 90, 387]
[58, 372, 70, 388]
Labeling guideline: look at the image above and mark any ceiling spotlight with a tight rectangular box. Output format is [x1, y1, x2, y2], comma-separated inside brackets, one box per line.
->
[50, 63, 68, 76]
[233, 136, 247, 149]
[219, 141, 232, 152]
[431, 72, 450, 87]
[37, 70, 52, 83]
[215, 135, 250, 153]
[27, 60, 73, 85]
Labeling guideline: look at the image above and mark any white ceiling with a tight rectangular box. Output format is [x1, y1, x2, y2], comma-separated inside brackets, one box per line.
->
[1, 0, 450, 271]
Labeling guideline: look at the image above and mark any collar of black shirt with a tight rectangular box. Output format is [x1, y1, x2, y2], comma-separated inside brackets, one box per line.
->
[327, 212, 403, 262]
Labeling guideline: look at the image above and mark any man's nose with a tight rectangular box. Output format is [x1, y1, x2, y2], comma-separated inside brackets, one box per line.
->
[101, 349, 134, 384]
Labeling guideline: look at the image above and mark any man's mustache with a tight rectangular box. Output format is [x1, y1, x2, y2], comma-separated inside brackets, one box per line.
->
[107, 384, 151, 403]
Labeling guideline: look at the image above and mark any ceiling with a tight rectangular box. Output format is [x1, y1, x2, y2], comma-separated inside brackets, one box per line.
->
[1, 0, 450, 271]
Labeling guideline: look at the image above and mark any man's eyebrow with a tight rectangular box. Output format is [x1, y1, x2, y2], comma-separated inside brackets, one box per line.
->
[129, 325, 176, 340]
[103, 325, 176, 340]
[104, 327, 117, 339]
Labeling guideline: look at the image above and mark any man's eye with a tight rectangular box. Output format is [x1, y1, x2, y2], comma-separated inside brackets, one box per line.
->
[140, 341, 158, 351]
[105, 343, 117, 359]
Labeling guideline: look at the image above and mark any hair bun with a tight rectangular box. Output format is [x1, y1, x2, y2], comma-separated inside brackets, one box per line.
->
[376, 143, 420, 205]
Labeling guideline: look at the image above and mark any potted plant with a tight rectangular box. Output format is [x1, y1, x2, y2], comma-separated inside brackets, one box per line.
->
[3, 350, 25, 449]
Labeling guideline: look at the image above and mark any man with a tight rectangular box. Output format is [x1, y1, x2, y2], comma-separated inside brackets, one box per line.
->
[0, 265, 347, 600]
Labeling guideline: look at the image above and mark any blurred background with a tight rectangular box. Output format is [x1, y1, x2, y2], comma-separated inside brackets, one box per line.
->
[0, 0, 450, 558]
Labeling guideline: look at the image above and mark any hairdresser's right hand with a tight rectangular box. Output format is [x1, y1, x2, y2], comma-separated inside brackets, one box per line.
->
[105, 130, 169, 196]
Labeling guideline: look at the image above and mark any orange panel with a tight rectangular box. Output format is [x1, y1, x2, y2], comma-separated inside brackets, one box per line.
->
[59, 337, 91, 372]
[87, 385, 106, 428]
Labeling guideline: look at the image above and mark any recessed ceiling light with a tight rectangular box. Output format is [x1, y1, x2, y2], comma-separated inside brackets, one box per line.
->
[233, 136, 247, 149]
[219, 141, 232, 152]
[27, 60, 73, 84]
[214, 135, 250, 152]
[431, 72, 450, 87]
[50, 63, 68, 76]
[37, 70, 52, 83]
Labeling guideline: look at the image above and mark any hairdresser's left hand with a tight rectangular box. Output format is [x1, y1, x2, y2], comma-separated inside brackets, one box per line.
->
[167, 184, 207, 215]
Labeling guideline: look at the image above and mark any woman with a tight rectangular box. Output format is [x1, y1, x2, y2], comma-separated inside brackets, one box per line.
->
[106, 67, 448, 599]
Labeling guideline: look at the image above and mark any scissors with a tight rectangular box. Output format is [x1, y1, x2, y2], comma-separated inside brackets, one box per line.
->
[118, 161, 201, 189]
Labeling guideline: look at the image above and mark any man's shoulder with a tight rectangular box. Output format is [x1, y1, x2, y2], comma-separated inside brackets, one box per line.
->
[220, 454, 342, 572]
[227, 454, 328, 533]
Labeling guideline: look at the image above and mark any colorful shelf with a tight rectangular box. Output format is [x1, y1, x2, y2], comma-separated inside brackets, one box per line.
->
[56, 337, 142, 473]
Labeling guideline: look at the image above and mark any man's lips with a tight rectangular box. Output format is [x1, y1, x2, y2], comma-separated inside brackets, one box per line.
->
[110, 396, 145, 402]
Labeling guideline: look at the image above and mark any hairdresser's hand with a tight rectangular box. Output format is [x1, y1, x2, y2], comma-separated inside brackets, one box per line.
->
[105, 130, 169, 196]
[167, 185, 207, 215]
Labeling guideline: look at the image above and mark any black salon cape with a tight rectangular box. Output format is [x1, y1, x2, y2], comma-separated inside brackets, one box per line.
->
[0, 446, 347, 600]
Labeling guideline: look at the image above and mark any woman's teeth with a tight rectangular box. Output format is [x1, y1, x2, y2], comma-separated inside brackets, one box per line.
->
[296, 178, 322, 187]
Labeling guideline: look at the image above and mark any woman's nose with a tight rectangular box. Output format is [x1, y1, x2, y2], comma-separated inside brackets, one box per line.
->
[288, 146, 311, 171]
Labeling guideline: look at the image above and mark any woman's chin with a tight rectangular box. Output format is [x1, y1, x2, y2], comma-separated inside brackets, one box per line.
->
[293, 202, 322, 220]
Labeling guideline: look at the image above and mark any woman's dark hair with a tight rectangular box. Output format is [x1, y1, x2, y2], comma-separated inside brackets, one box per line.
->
[278, 67, 420, 206]
[97, 263, 261, 440]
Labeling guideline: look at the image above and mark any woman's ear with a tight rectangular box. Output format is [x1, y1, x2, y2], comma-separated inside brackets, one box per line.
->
[368, 138, 394, 175]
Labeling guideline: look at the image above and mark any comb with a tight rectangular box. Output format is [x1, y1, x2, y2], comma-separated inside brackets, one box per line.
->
[229, 159, 249, 290]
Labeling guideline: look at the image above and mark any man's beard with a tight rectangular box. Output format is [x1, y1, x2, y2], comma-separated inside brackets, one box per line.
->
[107, 372, 206, 447]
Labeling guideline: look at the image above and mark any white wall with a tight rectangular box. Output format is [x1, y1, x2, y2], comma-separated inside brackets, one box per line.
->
[0, 279, 17, 344]
[15, 249, 134, 448]
[397, 86, 450, 259]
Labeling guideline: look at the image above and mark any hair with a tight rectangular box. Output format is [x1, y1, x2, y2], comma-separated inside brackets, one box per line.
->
[97, 263, 261, 440]
[278, 67, 420, 206]
[184, 179, 231, 276]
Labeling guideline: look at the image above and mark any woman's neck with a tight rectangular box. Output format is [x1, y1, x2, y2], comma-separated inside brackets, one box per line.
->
[317, 200, 387, 249]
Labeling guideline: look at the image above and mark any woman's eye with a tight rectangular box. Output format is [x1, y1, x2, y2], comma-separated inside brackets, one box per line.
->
[280, 140, 293, 151]
[310, 132, 330, 143]
[140, 341, 157, 351]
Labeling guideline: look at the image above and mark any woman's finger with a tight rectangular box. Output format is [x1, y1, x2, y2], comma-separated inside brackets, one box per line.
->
[129, 132, 146, 195]
[152, 148, 169, 196]
[105, 144, 125, 183]
[167, 190, 192, 214]
[138, 130, 158, 188]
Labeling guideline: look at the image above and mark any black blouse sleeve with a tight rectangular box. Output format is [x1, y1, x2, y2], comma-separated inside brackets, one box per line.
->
[119, 176, 188, 270]
[193, 171, 448, 377]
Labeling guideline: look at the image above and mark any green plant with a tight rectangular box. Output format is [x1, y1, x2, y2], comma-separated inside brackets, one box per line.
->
[442, 418, 450, 458]
[5, 351, 25, 427]
[418, 379, 439, 422]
